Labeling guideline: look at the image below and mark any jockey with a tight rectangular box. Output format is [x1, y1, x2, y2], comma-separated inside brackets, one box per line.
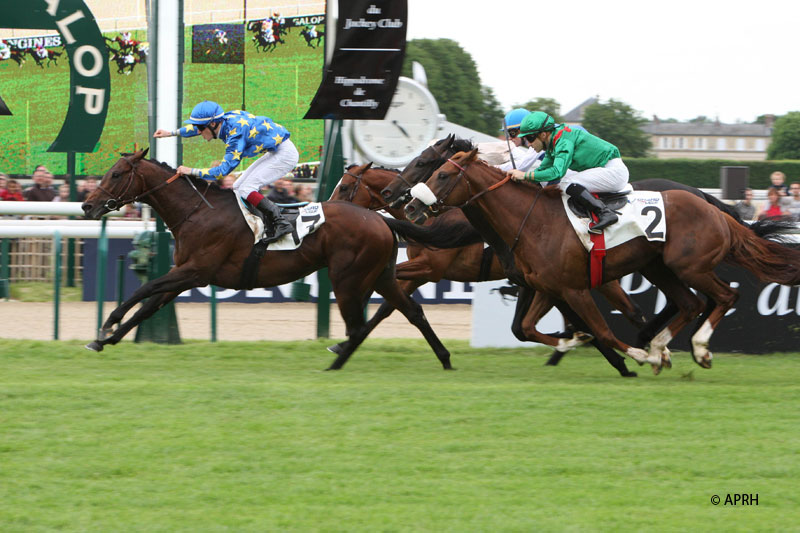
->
[0, 40, 10, 61]
[305, 24, 318, 39]
[496, 108, 543, 173]
[153, 100, 299, 243]
[34, 44, 47, 59]
[506, 111, 627, 233]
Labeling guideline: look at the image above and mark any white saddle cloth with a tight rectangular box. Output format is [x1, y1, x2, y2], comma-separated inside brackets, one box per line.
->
[236, 197, 326, 251]
[562, 190, 667, 252]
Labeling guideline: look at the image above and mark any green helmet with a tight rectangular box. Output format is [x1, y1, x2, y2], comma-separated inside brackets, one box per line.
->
[518, 111, 557, 137]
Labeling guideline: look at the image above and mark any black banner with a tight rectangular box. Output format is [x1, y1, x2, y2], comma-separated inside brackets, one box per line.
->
[0, 94, 10, 115]
[304, 0, 407, 120]
[594, 258, 800, 354]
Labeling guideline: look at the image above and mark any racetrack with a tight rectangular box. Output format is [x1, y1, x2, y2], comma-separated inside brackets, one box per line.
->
[0, 301, 473, 342]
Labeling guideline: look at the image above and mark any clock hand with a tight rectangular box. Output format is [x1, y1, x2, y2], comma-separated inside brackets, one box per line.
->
[392, 120, 411, 140]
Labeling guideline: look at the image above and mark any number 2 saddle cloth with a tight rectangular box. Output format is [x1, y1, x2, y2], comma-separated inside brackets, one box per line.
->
[562, 188, 667, 252]
[236, 195, 326, 251]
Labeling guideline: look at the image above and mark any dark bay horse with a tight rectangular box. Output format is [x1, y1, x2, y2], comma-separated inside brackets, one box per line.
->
[403, 148, 800, 371]
[331, 162, 648, 377]
[80, 149, 459, 371]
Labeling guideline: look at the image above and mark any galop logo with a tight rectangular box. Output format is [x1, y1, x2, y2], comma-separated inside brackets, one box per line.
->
[0, 0, 111, 152]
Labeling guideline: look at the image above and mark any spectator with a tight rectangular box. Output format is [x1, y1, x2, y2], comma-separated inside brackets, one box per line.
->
[53, 183, 71, 202]
[3, 179, 24, 201]
[220, 175, 236, 189]
[733, 188, 756, 220]
[24, 165, 56, 201]
[77, 177, 98, 201]
[294, 183, 314, 202]
[267, 175, 299, 204]
[769, 171, 789, 196]
[786, 182, 800, 220]
[757, 187, 787, 220]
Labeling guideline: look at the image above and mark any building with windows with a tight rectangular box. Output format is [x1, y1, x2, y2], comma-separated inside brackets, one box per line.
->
[563, 98, 774, 161]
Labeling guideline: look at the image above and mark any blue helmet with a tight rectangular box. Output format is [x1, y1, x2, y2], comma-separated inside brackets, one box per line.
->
[185, 100, 224, 125]
[500, 108, 530, 131]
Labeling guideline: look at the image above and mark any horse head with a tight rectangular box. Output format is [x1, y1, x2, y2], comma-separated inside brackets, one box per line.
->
[329, 162, 373, 204]
[404, 148, 481, 224]
[81, 148, 151, 219]
[380, 134, 456, 205]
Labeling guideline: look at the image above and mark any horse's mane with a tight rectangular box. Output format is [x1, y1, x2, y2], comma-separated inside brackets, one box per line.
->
[133, 155, 226, 192]
[449, 137, 474, 154]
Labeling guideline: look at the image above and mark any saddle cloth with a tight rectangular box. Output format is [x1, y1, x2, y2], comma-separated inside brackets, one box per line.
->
[561, 190, 667, 252]
[236, 196, 326, 251]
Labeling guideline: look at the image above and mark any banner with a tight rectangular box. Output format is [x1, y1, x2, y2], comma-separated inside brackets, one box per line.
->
[304, 0, 407, 119]
[192, 23, 245, 64]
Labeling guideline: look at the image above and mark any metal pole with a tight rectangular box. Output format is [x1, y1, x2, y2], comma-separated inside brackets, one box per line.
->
[66, 151, 77, 287]
[96, 217, 108, 335]
[0, 238, 9, 301]
[210, 285, 217, 342]
[116, 255, 126, 307]
[53, 231, 62, 340]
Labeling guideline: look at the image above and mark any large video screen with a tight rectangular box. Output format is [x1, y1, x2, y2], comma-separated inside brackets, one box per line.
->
[0, 2, 325, 175]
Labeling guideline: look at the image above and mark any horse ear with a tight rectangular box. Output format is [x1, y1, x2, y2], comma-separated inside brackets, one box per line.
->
[140, 146, 150, 159]
[445, 133, 456, 149]
[467, 148, 479, 162]
[364, 161, 373, 170]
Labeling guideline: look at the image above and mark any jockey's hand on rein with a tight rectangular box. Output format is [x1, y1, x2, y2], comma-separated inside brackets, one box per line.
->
[507, 169, 526, 181]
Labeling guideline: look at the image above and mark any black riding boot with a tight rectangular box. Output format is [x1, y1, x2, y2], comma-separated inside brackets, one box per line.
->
[566, 183, 618, 234]
[256, 197, 293, 243]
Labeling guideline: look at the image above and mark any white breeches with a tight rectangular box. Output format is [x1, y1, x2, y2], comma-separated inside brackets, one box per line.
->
[557, 158, 629, 194]
[233, 139, 299, 198]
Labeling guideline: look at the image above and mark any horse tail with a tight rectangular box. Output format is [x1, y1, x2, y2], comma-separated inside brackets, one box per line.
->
[725, 216, 800, 285]
[382, 216, 484, 249]
[698, 191, 746, 225]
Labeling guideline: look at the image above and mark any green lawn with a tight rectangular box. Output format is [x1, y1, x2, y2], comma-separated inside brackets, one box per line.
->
[0, 339, 797, 531]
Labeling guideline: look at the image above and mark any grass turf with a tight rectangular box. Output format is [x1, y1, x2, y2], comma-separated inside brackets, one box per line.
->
[0, 339, 797, 531]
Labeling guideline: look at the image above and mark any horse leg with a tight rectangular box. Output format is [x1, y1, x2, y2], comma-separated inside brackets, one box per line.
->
[394, 256, 438, 281]
[554, 302, 637, 377]
[597, 279, 647, 328]
[558, 288, 652, 366]
[328, 279, 423, 355]
[680, 273, 739, 369]
[86, 290, 181, 352]
[91, 266, 202, 341]
[513, 289, 593, 350]
[372, 268, 452, 370]
[509, 286, 570, 365]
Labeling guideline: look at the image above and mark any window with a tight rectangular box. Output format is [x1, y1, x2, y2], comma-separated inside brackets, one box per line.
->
[695, 137, 706, 150]
[736, 138, 745, 150]
[678, 137, 685, 149]
[660, 137, 669, 149]
[755, 138, 766, 151]
[716, 138, 727, 150]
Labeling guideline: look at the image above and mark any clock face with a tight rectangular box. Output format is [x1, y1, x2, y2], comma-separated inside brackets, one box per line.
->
[352, 77, 440, 168]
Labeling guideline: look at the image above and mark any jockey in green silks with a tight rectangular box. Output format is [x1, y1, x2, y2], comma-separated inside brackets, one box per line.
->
[506, 111, 628, 233]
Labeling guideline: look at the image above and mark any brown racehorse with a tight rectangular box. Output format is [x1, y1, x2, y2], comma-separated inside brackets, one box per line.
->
[80, 149, 462, 371]
[331, 162, 648, 377]
[403, 148, 800, 371]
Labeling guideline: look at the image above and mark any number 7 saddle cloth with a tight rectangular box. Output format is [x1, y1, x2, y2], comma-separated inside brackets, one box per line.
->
[236, 194, 326, 251]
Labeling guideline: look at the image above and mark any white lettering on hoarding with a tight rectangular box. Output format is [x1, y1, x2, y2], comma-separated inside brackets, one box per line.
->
[56, 10, 85, 44]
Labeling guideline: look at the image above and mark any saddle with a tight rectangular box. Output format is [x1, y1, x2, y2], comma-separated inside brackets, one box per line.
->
[566, 189, 631, 219]
[241, 201, 305, 233]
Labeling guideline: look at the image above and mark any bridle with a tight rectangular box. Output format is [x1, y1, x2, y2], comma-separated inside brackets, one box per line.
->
[424, 157, 511, 214]
[96, 156, 181, 211]
[342, 168, 389, 211]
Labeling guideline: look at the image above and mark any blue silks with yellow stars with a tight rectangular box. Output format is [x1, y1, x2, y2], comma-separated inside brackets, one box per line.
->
[176, 110, 291, 181]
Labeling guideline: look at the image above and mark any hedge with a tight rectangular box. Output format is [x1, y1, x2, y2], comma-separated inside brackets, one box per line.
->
[625, 158, 800, 189]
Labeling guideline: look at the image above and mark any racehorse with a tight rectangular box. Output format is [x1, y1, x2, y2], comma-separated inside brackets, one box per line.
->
[247, 20, 286, 53]
[29, 47, 61, 68]
[402, 148, 800, 371]
[81, 149, 462, 371]
[300, 27, 325, 48]
[330, 163, 647, 377]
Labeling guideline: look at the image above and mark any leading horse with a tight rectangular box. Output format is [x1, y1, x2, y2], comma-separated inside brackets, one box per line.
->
[81, 149, 465, 371]
[403, 148, 800, 371]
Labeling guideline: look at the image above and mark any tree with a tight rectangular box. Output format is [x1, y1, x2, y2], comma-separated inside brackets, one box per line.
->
[581, 99, 651, 158]
[517, 97, 562, 122]
[402, 39, 503, 136]
[767, 112, 800, 160]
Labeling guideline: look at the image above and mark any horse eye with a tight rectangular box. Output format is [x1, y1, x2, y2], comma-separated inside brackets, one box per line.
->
[111, 171, 120, 179]
[417, 160, 426, 167]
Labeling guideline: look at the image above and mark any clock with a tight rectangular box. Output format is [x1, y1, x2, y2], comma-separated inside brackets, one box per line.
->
[352, 76, 441, 168]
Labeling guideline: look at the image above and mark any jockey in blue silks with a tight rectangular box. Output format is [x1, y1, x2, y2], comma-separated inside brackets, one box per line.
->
[154, 100, 299, 242]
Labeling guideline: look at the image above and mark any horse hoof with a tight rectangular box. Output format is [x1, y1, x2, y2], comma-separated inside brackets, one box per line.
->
[325, 366, 340, 371]
[651, 364, 663, 376]
[443, 367, 457, 371]
[85, 341, 103, 352]
[327, 343, 345, 355]
[622, 371, 638, 378]
[700, 358, 712, 369]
